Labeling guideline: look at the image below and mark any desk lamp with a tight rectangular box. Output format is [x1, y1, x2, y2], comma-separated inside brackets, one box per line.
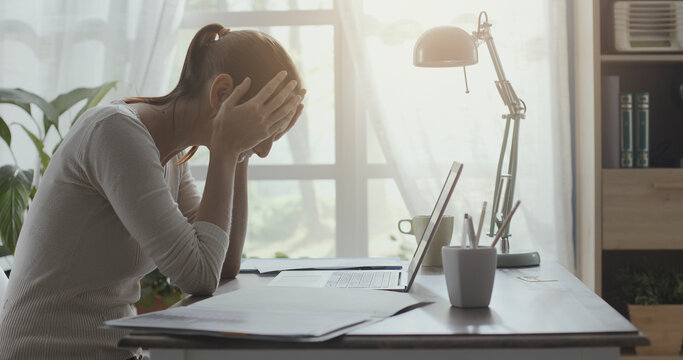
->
[413, 11, 540, 268]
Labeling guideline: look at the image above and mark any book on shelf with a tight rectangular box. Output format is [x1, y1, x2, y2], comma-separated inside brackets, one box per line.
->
[602, 76, 620, 169]
[634, 92, 650, 168]
[619, 92, 634, 168]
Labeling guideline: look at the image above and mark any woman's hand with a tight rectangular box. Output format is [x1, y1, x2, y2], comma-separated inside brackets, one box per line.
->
[273, 89, 306, 142]
[236, 89, 306, 162]
[209, 71, 302, 159]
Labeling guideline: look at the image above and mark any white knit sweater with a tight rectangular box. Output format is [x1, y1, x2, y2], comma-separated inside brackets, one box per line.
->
[0, 102, 229, 359]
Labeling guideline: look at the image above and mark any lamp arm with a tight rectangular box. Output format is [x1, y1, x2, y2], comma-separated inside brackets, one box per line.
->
[474, 15, 526, 249]
[474, 19, 525, 117]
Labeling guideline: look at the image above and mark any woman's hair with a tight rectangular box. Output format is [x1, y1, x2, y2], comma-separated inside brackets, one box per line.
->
[126, 23, 302, 164]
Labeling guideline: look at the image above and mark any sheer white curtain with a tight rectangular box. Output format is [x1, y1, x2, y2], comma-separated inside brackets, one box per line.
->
[0, 0, 184, 168]
[339, 0, 574, 269]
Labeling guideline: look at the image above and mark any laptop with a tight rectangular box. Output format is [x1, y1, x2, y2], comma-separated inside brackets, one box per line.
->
[269, 161, 463, 292]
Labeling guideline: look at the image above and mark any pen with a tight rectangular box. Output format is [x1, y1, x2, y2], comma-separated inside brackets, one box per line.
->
[490, 200, 521, 248]
[475, 201, 487, 246]
[466, 214, 477, 248]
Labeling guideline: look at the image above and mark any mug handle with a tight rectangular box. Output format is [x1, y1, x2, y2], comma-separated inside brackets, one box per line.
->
[398, 219, 413, 235]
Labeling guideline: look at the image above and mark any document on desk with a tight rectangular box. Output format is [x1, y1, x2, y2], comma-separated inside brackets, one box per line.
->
[105, 286, 423, 341]
[240, 257, 403, 274]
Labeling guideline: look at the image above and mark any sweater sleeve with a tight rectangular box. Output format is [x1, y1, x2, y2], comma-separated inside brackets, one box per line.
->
[177, 161, 202, 223]
[79, 115, 228, 295]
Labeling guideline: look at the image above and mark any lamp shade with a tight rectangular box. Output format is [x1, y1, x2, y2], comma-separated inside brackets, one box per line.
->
[413, 26, 478, 67]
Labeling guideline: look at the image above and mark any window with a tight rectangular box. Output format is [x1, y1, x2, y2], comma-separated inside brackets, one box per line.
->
[0, 0, 572, 267]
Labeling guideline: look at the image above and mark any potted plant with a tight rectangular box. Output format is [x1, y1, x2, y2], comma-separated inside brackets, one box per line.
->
[0, 84, 184, 311]
[0, 84, 116, 254]
[616, 265, 683, 355]
[136, 268, 184, 314]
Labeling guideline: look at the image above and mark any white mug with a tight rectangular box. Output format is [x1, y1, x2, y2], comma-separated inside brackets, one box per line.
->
[398, 215, 454, 266]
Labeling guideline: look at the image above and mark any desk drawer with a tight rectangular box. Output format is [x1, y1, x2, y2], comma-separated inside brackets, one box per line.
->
[602, 169, 683, 250]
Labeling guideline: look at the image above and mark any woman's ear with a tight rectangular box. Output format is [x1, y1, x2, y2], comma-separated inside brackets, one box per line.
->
[209, 74, 235, 109]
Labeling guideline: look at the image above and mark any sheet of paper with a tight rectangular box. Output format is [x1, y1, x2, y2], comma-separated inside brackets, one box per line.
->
[193, 286, 420, 318]
[240, 257, 402, 274]
[106, 286, 423, 341]
[106, 306, 369, 338]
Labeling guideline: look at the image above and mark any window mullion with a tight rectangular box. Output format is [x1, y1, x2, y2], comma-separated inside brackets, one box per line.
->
[334, 4, 367, 257]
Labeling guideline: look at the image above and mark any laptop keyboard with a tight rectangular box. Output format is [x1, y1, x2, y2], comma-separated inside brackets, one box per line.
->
[325, 271, 400, 288]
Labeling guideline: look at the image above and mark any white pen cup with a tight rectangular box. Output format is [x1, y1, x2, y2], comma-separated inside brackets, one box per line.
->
[441, 246, 497, 308]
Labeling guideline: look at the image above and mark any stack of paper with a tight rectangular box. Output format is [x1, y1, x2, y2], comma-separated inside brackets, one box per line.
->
[240, 257, 403, 274]
[105, 286, 422, 341]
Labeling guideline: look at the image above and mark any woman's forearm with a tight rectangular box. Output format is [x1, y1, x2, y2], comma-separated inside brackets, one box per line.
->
[221, 159, 249, 278]
[195, 153, 238, 232]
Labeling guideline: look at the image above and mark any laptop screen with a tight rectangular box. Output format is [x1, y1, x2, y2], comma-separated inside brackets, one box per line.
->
[405, 161, 463, 290]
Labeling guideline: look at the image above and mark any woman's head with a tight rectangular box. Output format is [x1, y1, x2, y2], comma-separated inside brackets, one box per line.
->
[128, 23, 302, 162]
[175, 24, 302, 103]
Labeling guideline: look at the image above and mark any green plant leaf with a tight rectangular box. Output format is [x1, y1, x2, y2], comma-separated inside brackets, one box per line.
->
[39, 152, 51, 172]
[0, 88, 58, 125]
[0, 116, 10, 146]
[137, 286, 155, 308]
[616, 264, 683, 305]
[45, 86, 97, 134]
[0, 100, 31, 117]
[161, 289, 184, 306]
[50, 87, 94, 116]
[138, 268, 184, 309]
[0, 165, 33, 254]
[274, 251, 289, 258]
[0, 244, 10, 257]
[73, 81, 117, 125]
[51, 138, 64, 155]
[18, 124, 50, 172]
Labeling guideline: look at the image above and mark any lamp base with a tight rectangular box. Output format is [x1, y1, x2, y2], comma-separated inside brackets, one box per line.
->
[496, 250, 540, 268]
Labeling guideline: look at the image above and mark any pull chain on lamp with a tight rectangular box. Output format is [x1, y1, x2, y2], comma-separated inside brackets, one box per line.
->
[413, 11, 540, 268]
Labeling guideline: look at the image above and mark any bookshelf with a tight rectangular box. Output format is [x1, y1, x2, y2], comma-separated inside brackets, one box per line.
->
[578, 0, 683, 291]
[601, 54, 683, 62]
[575, 0, 683, 357]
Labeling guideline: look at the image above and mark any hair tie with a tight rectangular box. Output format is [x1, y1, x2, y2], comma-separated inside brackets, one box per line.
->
[218, 27, 230, 38]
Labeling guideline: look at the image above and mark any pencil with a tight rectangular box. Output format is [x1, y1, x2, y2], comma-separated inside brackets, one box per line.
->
[474, 201, 487, 246]
[490, 200, 521, 248]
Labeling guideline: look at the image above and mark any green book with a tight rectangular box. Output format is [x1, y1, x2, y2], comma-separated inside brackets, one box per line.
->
[619, 93, 633, 168]
[634, 92, 650, 168]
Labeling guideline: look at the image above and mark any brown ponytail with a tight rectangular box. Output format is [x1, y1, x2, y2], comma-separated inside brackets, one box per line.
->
[126, 23, 302, 165]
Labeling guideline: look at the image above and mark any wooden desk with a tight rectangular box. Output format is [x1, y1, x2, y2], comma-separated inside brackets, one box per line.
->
[119, 262, 647, 360]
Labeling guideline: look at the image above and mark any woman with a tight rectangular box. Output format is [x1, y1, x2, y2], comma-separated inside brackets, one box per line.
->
[0, 24, 305, 359]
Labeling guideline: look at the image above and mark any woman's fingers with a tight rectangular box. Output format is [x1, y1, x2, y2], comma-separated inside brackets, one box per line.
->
[274, 109, 297, 137]
[223, 77, 251, 107]
[274, 103, 303, 141]
[262, 79, 298, 115]
[266, 94, 301, 129]
[288, 103, 304, 131]
[267, 109, 297, 136]
[273, 89, 305, 140]
[250, 70, 288, 104]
